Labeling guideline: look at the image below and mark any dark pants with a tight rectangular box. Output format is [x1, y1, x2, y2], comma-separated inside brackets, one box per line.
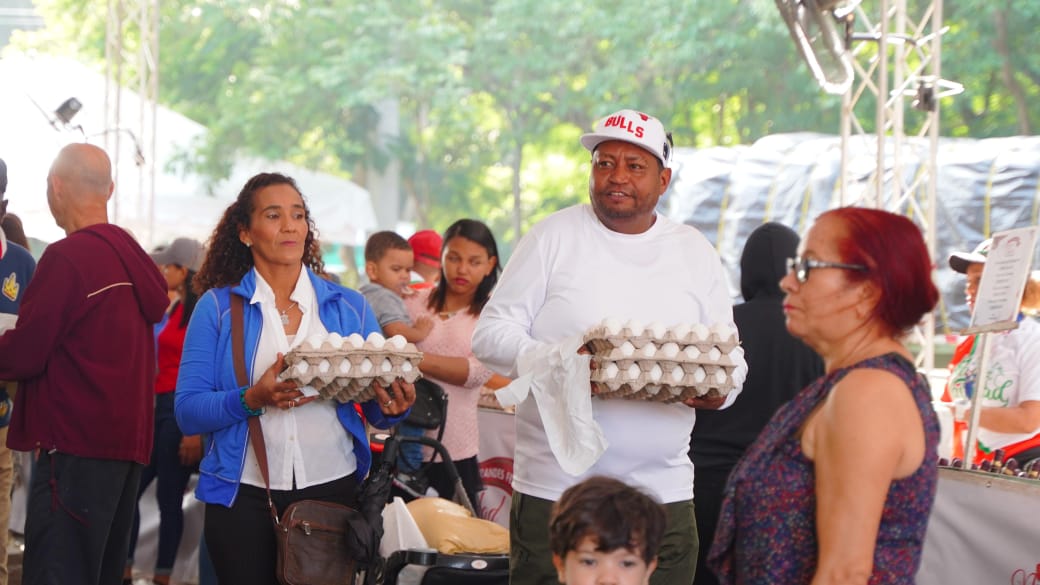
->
[692, 466, 734, 585]
[127, 393, 195, 575]
[509, 490, 698, 585]
[204, 474, 358, 585]
[24, 452, 143, 585]
[426, 455, 483, 515]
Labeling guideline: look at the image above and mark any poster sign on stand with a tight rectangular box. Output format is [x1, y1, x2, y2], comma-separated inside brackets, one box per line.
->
[959, 226, 1039, 466]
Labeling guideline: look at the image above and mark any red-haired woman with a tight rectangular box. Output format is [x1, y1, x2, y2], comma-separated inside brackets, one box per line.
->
[710, 207, 941, 585]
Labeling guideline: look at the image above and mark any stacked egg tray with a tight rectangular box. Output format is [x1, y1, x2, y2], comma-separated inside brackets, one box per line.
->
[279, 332, 423, 403]
[583, 319, 740, 403]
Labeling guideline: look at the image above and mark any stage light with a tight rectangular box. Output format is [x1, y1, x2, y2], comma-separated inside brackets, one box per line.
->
[53, 97, 82, 126]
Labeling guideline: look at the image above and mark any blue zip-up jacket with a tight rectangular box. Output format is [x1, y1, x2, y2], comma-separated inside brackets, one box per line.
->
[175, 268, 406, 507]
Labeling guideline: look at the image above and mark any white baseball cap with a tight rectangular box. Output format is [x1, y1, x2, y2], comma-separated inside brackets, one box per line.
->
[580, 109, 673, 167]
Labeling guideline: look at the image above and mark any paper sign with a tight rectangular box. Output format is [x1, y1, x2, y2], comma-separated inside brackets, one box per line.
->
[969, 226, 1039, 329]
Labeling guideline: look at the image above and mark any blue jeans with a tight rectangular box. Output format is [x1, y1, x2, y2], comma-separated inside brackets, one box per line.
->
[395, 422, 426, 473]
[127, 392, 195, 576]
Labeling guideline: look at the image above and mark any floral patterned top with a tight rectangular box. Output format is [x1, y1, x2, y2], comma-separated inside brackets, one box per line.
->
[708, 353, 939, 585]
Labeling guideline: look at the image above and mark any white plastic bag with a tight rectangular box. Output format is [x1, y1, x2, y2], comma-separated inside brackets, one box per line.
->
[379, 496, 430, 585]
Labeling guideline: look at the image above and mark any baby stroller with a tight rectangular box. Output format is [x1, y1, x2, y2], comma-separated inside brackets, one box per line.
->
[365, 433, 509, 585]
[387, 379, 450, 501]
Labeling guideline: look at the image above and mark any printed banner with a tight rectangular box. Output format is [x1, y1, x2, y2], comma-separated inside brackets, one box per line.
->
[477, 408, 516, 528]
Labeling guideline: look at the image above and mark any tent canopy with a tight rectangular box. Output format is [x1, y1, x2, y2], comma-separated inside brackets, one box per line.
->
[0, 53, 377, 247]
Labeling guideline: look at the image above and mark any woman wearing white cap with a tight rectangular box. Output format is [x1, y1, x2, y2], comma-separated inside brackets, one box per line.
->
[942, 239, 1040, 467]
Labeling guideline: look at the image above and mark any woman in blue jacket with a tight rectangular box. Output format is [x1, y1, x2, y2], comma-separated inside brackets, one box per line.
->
[175, 172, 414, 585]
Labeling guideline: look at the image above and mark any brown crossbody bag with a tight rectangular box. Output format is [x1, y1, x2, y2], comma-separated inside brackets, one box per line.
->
[231, 294, 369, 585]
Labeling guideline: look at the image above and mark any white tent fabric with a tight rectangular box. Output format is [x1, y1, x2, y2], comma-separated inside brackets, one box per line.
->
[0, 53, 377, 247]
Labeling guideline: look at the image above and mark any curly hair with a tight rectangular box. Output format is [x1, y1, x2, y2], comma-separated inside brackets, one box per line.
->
[193, 172, 325, 295]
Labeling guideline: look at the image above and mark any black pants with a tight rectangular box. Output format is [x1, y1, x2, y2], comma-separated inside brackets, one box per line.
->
[23, 452, 142, 585]
[426, 455, 483, 515]
[127, 393, 195, 574]
[204, 474, 358, 585]
[692, 465, 734, 585]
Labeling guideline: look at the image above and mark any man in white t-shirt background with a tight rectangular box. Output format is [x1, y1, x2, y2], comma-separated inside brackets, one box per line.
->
[473, 109, 747, 585]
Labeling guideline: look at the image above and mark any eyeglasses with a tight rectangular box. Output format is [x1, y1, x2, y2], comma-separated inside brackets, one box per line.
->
[786, 256, 868, 284]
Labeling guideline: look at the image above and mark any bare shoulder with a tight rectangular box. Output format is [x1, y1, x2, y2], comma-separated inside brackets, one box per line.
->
[820, 366, 925, 476]
[825, 367, 918, 424]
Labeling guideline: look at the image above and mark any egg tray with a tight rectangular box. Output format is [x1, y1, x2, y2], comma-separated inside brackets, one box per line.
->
[280, 346, 424, 404]
[590, 357, 736, 403]
[592, 381, 727, 403]
[583, 326, 739, 355]
[591, 343, 739, 366]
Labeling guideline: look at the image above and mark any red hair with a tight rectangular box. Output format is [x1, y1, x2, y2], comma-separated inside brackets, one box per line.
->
[818, 207, 939, 336]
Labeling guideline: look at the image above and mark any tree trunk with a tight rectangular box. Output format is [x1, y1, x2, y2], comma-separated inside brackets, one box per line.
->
[993, 3, 1032, 134]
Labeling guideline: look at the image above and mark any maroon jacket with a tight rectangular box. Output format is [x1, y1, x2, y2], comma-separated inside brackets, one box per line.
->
[0, 224, 168, 463]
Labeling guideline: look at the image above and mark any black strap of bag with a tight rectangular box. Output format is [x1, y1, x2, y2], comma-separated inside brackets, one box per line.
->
[230, 295, 376, 584]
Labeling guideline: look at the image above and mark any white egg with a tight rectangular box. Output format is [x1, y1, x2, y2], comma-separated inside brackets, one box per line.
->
[639, 343, 657, 358]
[626, 363, 642, 379]
[337, 360, 352, 375]
[619, 341, 636, 357]
[603, 317, 623, 336]
[380, 359, 393, 372]
[670, 323, 691, 341]
[401, 361, 413, 373]
[692, 366, 707, 383]
[647, 321, 667, 339]
[603, 362, 619, 379]
[707, 347, 722, 362]
[683, 346, 701, 360]
[690, 323, 710, 341]
[649, 364, 663, 382]
[305, 334, 325, 350]
[346, 333, 365, 348]
[624, 319, 644, 335]
[326, 332, 344, 349]
[711, 322, 736, 341]
[294, 361, 310, 376]
[360, 358, 373, 374]
[714, 369, 728, 384]
[670, 366, 685, 383]
[318, 359, 331, 374]
[659, 342, 680, 359]
[365, 332, 386, 349]
[387, 335, 407, 350]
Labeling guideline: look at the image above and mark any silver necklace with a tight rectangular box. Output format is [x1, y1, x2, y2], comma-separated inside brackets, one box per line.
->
[279, 301, 298, 326]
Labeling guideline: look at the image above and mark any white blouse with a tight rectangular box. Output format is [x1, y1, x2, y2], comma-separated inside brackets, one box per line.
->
[239, 267, 358, 490]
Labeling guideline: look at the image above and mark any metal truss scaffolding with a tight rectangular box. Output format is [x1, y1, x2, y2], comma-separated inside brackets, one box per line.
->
[104, 0, 159, 246]
[838, 0, 961, 371]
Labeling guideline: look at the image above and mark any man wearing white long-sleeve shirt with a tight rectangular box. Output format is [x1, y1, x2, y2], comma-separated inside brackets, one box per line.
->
[472, 109, 746, 585]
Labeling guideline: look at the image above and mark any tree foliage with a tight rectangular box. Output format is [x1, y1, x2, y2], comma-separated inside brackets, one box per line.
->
[10, 0, 1039, 245]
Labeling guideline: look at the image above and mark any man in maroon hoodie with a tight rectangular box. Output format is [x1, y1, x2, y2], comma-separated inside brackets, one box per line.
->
[0, 144, 168, 585]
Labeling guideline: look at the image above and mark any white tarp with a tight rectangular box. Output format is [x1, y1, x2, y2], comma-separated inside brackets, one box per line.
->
[0, 53, 377, 247]
[664, 134, 1040, 331]
[918, 467, 1040, 584]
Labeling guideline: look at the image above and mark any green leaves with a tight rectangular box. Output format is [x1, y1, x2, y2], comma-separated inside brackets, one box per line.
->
[14, 0, 1039, 243]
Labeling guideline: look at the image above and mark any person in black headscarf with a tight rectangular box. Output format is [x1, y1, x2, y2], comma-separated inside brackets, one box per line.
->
[689, 222, 823, 585]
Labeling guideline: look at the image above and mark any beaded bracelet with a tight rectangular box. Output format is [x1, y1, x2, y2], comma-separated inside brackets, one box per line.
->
[239, 386, 264, 417]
